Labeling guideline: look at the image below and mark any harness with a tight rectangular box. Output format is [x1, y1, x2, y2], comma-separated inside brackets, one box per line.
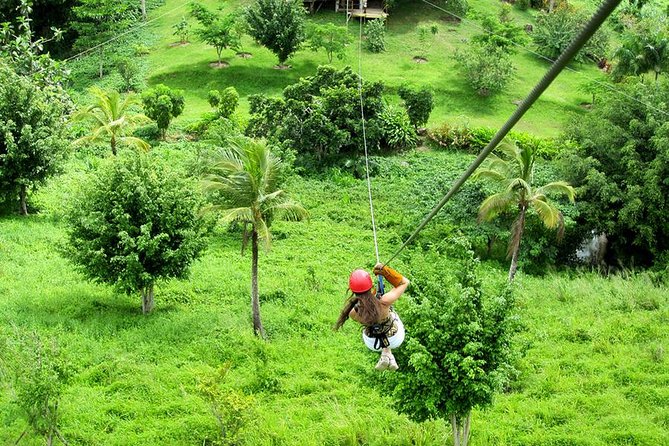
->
[363, 278, 397, 349]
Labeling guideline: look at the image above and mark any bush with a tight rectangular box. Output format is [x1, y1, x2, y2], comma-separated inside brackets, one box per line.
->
[454, 43, 515, 96]
[364, 19, 386, 53]
[115, 57, 142, 92]
[398, 85, 434, 130]
[63, 151, 210, 314]
[444, 0, 468, 18]
[142, 84, 185, 139]
[208, 87, 239, 118]
[379, 106, 418, 151]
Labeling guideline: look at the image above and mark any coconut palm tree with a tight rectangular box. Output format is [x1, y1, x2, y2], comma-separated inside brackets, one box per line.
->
[72, 87, 150, 155]
[202, 137, 307, 337]
[473, 141, 575, 282]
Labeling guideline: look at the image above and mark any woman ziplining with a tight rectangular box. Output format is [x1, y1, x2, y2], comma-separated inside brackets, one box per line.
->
[334, 263, 410, 371]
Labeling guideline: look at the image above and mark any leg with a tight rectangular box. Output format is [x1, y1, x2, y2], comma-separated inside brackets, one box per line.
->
[385, 348, 399, 371]
[375, 348, 391, 370]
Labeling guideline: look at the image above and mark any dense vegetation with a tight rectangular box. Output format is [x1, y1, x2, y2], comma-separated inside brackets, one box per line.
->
[1, 0, 668, 444]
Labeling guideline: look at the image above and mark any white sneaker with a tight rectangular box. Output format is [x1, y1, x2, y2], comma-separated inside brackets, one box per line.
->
[375, 354, 390, 371]
[387, 354, 399, 371]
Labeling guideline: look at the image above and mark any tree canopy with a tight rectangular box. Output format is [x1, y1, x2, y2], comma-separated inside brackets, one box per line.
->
[244, 0, 306, 66]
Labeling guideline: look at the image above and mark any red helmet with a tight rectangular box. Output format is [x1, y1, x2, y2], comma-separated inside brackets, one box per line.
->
[349, 269, 373, 293]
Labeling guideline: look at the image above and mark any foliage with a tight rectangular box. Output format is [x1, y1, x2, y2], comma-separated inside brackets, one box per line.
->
[244, 0, 306, 65]
[201, 137, 307, 336]
[443, 0, 468, 18]
[612, 13, 669, 82]
[63, 151, 209, 313]
[379, 106, 418, 151]
[473, 140, 575, 281]
[532, 8, 610, 64]
[0, 328, 72, 445]
[454, 43, 515, 97]
[415, 23, 438, 60]
[386, 239, 517, 446]
[72, 87, 150, 155]
[246, 66, 386, 169]
[173, 15, 190, 44]
[364, 18, 386, 53]
[561, 80, 669, 267]
[141, 84, 186, 139]
[0, 63, 68, 215]
[472, 12, 529, 53]
[398, 85, 434, 130]
[306, 23, 352, 64]
[115, 57, 142, 92]
[190, 3, 240, 65]
[208, 87, 239, 119]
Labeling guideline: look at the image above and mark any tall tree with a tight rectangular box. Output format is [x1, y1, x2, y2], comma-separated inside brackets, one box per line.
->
[612, 14, 669, 82]
[202, 137, 307, 337]
[473, 141, 575, 281]
[244, 0, 306, 67]
[0, 64, 68, 215]
[72, 87, 150, 155]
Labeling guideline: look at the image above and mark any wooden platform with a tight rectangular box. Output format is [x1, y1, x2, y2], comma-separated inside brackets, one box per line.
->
[347, 7, 387, 18]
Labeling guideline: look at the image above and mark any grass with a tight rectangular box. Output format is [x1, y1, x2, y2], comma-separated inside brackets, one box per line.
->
[135, 0, 608, 137]
[1, 147, 668, 445]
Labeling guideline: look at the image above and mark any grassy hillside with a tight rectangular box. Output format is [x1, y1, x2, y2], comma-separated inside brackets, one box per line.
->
[136, 0, 607, 137]
[1, 147, 667, 445]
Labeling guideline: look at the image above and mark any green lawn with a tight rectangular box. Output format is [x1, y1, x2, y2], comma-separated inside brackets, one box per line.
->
[141, 0, 606, 137]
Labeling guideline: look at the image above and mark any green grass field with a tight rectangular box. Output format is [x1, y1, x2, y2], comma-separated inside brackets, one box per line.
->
[137, 0, 607, 137]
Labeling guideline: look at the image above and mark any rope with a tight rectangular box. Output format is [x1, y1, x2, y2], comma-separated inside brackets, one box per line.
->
[383, 0, 624, 266]
[357, 17, 381, 265]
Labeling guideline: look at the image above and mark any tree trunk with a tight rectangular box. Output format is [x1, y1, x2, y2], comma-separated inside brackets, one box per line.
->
[251, 229, 266, 338]
[111, 135, 117, 156]
[450, 412, 472, 446]
[548, 0, 556, 12]
[19, 184, 28, 216]
[142, 284, 155, 314]
[140, 0, 147, 21]
[508, 204, 527, 282]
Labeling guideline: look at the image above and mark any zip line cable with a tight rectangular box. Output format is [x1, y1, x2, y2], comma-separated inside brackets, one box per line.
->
[416, 0, 669, 119]
[383, 0, 624, 266]
[64, 1, 189, 63]
[357, 18, 381, 265]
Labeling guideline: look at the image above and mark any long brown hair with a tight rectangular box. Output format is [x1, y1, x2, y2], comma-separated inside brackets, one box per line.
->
[334, 290, 384, 330]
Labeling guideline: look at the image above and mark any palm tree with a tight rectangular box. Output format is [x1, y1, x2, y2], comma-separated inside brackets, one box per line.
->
[72, 87, 150, 155]
[473, 141, 575, 282]
[202, 137, 307, 337]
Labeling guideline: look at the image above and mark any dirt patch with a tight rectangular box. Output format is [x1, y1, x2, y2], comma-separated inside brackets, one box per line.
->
[237, 52, 253, 59]
[413, 56, 428, 63]
[169, 42, 190, 48]
[209, 61, 230, 69]
[580, 102, 593, 110]
[273, 64, 292, 70]
[441, 15, 461, 24]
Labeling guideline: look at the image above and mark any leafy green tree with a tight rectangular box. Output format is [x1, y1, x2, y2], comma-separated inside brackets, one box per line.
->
[72, 87, 150, 155]
[190, 3, 240, 67]
[612, 14, 669, 82]
[532, 8, 609, 64]
[472, 12, 529, 53]
[454, 43, 515, 97]
[202, 137, 307, 337]
[0, 328, 72, 446]
[0, 63, 68, 215]
[173, 15, 191, 44]
[306, 23, 352, 63]
[246, 66, 386, 168]
[387, 239, 516, 446]
[63, 152, 209, 314]
[414, 23, 438, 60]
[244, 0, 306, 67]
[379, 106, 418, 151]
[364, 18, 386, 53]
[115, 57, 142, 92]
[141, 84, 185, 139]
[473, 141, 575, 281]
[208, 87, 239, 118]
[398, 85, 434, 130]
[561, 80, 669, 266]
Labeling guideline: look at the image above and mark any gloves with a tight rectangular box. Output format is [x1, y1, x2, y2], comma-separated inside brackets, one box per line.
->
[373, 263, 404, 288]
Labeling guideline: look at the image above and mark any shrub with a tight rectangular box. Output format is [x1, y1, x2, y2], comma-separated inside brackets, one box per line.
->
[454, 43, 515, 96]
[141, 84, 185, 139]
[379, 106, 418, 151]
[208, 87, 239, 118]
[444, 0, 468, 18]
[364, 19, 386, 53]
[115, 57, 141, 91]
[63, 151, 210, 314]
[173, 16, 190, 44]
[398, 85, 434, 129]
[244, 0, 306, 65]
